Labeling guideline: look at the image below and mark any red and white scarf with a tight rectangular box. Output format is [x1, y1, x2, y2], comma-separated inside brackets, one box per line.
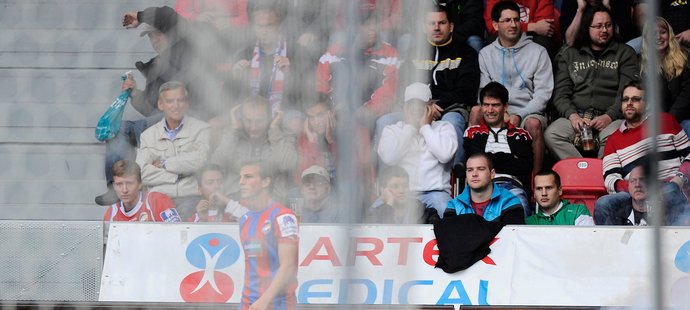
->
[249, 38, 286, 114]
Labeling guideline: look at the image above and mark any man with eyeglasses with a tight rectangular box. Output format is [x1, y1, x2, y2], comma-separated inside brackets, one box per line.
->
[595, 81, 690, 225]
[596, 164, 688, 226]
[135, 81, 211, 218]
[484, 0, 562, 58]
[545, 5, 638, 160]
[475, 0, 553, 173]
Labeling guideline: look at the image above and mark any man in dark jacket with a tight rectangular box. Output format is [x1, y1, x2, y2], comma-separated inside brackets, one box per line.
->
[464, 82, 533, 217]
[399, 4, 480, 166]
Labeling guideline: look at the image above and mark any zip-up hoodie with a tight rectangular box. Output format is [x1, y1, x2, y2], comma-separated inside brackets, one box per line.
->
[402, 35, 480, 118]
[478, 33, 553, 119]
[553, 40, 639, 120]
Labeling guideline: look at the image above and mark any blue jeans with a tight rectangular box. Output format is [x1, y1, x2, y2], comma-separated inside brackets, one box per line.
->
[594, 183, 688, 225]
[104, 113, 162, 183]
[417, 190, 451, 218]
[440, 112, 467, 166]
[495, 180, 532, 218]
[466, 35, 484, 54]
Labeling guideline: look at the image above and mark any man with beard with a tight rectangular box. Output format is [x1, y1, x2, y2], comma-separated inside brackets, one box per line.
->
[545, 5, 638, 160]
[595, 81, 690, 225]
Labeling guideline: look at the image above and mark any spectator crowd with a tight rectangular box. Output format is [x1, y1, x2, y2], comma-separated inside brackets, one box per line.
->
[99, 0, 690, 228]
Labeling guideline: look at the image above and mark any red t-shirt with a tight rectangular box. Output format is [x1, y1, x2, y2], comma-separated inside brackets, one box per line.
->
[472, 199, 491, 217]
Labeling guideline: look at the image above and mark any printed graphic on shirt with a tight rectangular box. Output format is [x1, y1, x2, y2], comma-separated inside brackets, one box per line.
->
[160, 208, 181, 222]
[139, 213, 149, 222]
[243, 241, 262, 257]
[276, 214, 298, 237]
[413, 58, 463, 71]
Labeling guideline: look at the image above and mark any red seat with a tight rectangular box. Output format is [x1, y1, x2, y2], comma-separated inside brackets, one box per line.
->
[551, 158, 608, 217]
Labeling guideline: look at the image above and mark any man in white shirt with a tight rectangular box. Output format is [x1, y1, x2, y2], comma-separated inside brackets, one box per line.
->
[378, 83, 458, 217]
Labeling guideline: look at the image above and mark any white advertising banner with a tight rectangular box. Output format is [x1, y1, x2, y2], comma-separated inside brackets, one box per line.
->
[99, 223, 690, 307]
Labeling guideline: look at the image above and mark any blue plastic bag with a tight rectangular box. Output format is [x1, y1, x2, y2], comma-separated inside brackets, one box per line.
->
[95, 72, 132, 142]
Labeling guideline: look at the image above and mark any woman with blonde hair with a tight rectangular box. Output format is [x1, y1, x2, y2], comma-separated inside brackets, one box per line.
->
[640, 17, 690, 135]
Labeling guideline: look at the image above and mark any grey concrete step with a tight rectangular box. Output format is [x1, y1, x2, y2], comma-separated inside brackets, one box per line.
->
[0, 103, 108, 128]
[0, 127, 98, 144]
[0, 180, 105, 205]
[0, 0, 175, 30]
[0, 102, 144, 128]
[0, 204, 107, 220]
[0, 144, 105, 181]
[0, 68, 138, 105]
[0, 51, 151, 69]
[0, 29, 155, 54]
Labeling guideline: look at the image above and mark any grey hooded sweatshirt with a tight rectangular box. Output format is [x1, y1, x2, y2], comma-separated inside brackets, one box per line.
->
[478, 33, 553, 120]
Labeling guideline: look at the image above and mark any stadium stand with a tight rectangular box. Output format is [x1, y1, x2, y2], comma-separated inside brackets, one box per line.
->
[0, 0, 174, 220]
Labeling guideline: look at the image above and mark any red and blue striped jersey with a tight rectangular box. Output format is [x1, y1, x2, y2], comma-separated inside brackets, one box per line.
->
[239, 202, 299, 309]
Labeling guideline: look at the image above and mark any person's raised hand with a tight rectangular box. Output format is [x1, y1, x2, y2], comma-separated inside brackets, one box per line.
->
[122, 12, 140, 29]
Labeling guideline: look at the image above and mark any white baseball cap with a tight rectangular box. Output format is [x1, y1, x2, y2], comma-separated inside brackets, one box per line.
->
[404, 82, 432, 102]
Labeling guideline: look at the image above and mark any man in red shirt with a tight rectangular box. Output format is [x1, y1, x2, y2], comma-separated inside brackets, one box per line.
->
[103, 160, 180, 222]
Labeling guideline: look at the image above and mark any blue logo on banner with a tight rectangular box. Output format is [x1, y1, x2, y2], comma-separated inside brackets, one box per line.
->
[674, 241, 690, 273]
[185, 233, 240, 269]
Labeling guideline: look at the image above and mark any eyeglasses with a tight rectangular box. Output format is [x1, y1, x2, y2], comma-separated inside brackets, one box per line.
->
[621, 96, 643, 103]
[498, 18, 521, 24]
[590, 23, 613, 30]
